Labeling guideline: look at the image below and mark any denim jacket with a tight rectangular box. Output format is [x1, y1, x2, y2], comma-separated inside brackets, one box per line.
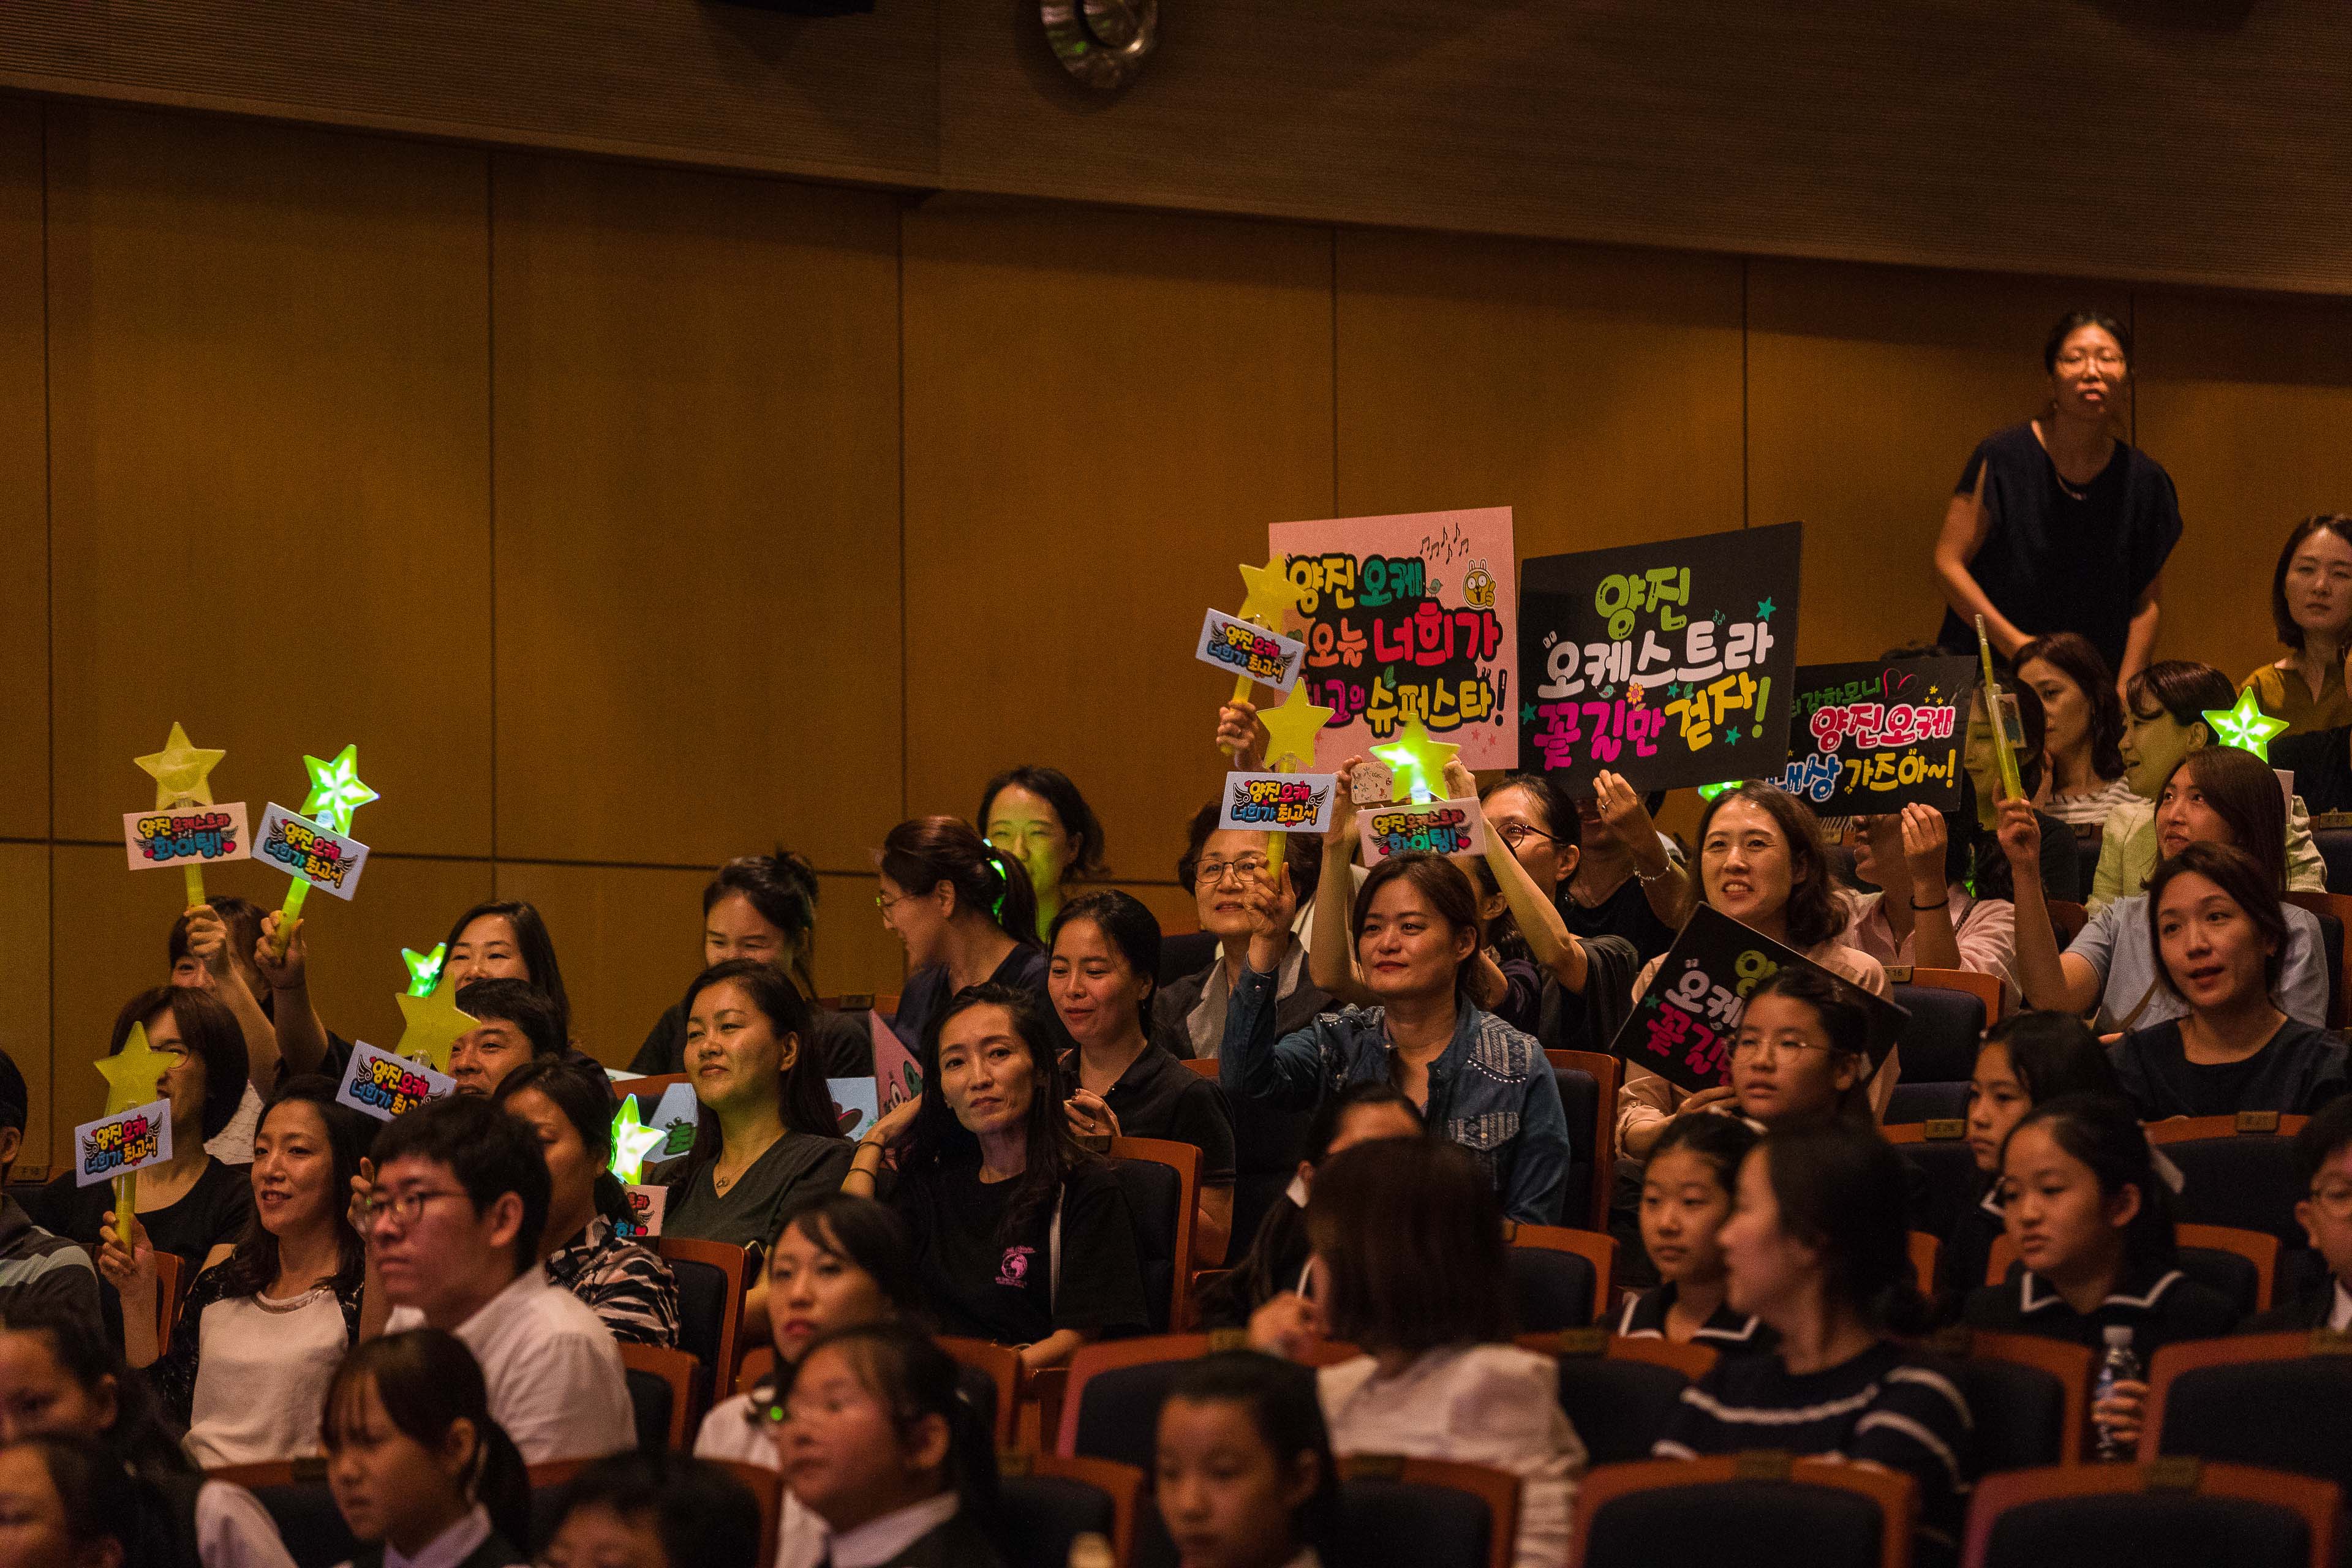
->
[1219, 963, 1571, 1226]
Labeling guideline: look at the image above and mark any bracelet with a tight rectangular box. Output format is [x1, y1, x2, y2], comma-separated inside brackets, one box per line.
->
[1911, 896, 1946, 911]
[1635, 862, 1675, 884]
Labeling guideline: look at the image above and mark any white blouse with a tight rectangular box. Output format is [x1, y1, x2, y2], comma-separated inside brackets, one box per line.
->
[186, 1287, 350, 1468]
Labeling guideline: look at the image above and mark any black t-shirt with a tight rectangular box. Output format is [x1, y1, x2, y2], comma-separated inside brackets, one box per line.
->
[36, 1155, 252, 1267]
[1560, 875, 1678, 966]
[2274, 726, 2352, 816]
[1936, 421, 2184, 676]
[628, 998, 873, 1080]
[1061, 1045, 1237, 1184]
[2110, 1017, 2350, 1119]
[890, 1157, 1148, 1345]
[891, 946, 1050, 1055]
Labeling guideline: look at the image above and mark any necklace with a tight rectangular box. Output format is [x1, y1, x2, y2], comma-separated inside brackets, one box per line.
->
[254, 1281, 333, 1314]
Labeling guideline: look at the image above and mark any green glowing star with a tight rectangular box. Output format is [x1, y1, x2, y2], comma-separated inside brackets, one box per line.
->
[1696, 780, 1741, 801]
[402, 943, 446, 998]
[1370, 717, 1461, 805]
[301, 744, 379, 834]
[2202, 691, 2289, 762]
[609, 1098, 669, 1187]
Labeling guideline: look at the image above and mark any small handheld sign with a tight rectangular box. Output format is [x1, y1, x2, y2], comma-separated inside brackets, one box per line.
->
[1220, 772, 1336, 834]
[1358, 799, 1485, 861]
[1973, 617, 2024, 804]
[75, 1099, 172, 1188]
[1196, 609, 1308, 693]
[1214, 558, 1314, 760]
[829, 1077, 881, 1140]
[334, 1041, 458, 1123]
[268, 744, 378, 959]
[872, 1009, 922, 1121]
[93, 1023, 177, 1219]
[133, 722, 234, 908]
[123, 803, 251, 876]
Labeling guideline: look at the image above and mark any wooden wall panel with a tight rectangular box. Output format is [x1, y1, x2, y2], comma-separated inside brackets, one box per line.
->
[0, 99, 42, 841]
[490, 155, 903, 873]
[900, 205, 1335, 892]
[44, 107, 491, 856]
[2130, 289, 2352, 692]
[1745, 261, 2133, 666]
[496, 862, 908, 1068]
[1335, 232, 1744, 560]
[0, 847, 50, 1162]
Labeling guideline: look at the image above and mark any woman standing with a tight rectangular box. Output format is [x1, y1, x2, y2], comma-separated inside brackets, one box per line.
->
[1934, 309, 2184, 687]
[2245, 514, 2352, 734]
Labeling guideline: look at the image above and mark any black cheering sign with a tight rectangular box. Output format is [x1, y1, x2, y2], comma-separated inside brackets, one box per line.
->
[1611, 905, 1908, 1095]
[1518, 522, 1804, 794]
[1771, 656, 1978, 816]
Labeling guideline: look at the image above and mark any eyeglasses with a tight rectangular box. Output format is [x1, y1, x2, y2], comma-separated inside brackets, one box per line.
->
[874, 891, 911, 914]
[1729, 1036, 1834, 1061]
[1495, 823, 1555, 850]
[2310, 1181, 2352, 1221]
[1196, 856, 1271, 886]
[2055, 348, 2126, 371]
[358, 1189, 469, 1230]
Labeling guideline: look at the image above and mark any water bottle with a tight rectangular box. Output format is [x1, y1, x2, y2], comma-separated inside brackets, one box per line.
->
[2091, 1324, 2141, 1462]
[1066, 1532, 1115, 1568]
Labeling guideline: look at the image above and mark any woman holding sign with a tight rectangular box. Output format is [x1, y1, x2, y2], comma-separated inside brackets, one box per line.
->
[1616, 787, 1893, 1166]
[43, 988, 252, 1273]
[1223, 777, 1572, 1227]
[1932, 309, 2182, 687]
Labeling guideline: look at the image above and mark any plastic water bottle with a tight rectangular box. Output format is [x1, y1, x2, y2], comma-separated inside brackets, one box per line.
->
[2091, 1324, 2141, 1462]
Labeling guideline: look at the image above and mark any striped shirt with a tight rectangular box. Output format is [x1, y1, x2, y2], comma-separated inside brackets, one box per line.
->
[1654, 1339, 1973, 1559]
[545, 1214, 680, 1349]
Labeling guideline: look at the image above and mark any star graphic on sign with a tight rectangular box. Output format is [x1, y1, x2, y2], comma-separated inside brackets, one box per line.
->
[1257, 682, 1335, 772]
[401, 944, 447, 998]
[301, 745, 379, 834]
[1371, 717, 1462, 803]
[2203, 691, 2290, 762]
[1520, 702, 1538, 725]
[1236, 557, 1307, 632]
[393, 986, 477, 1075]
[609, 1098, 669, 1187]
[135, 722, 225, 809]
[1757, 597, 1777, 620]
[96, 1022, 176, 1115]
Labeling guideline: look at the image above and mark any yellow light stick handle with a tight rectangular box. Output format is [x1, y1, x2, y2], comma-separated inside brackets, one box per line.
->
[113, 1172, 135, 1241]
[182, 864, 205, 910]
[271, 880, 311, 960]
[1975, 615, 2024, 802]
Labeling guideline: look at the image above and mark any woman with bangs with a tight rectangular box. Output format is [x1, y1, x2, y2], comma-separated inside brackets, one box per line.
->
[1616, 785, 1894, 1166]
[2112, 842, 2350, 1119]
[2005, 744, 2329, 1033]
[2013, 632, 2136, 828]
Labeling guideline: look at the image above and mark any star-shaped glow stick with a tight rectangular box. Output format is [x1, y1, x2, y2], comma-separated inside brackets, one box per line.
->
[96, 1022, 176, 1115]
[1257, 682, 1335, 774]
[301, 745, 379, 834]
[136, 723, 224, 809]
[1236, 557, 1306, 632]
[610, 1098, 669, 1187]
[1696, 781, 1741, 802]
[393, 986, 476, 1075]
[2203, 690, 2290, 763]
[402, 944, 447, 998]
[1370, 717, 1462, 805]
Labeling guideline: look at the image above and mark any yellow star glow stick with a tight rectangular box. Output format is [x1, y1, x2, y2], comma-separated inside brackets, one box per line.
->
[271, 744, 378, 959]
[1254, 684, 1335, 882]
[1226, 557, 1311, 758]
[393, 986, 477, 1075]
[134, 722, 225, 909]
[94, 1022, 176, 1234]
[1370, 716, 1463, 806]
[1974, 616, 2024, 804]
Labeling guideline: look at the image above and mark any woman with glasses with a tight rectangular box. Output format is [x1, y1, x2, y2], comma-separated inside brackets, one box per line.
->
[875, 816, 1047, 1060]
[1934, 309, 2183, 687]
[1156, 813, 1333, 1060]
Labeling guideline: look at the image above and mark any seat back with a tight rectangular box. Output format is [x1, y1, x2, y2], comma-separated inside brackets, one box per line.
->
[618, 1341, 699, 1450]
[2048, 900, 2090, 946]
[1504, 1224, 1613, 1330]
[1890, 1126, 1983, 1244]
[1532, 1332, 1707, 1466]
[2144, 1333, 2352, 1499]
[154, 1248, 186, 1348]
[1886, 1080, 1971, 1124]
[1963, 1460, 2340, 1568]
[1110, 1137, 1199, 1333]
[1947, 1329, 2092, 1469]
[1001, 1452, 1141, 1568]
[1059, 1333, 1219, 1465]
[1888, 981, 1988, 1085]
[2313, 829, 2352, 896]
[1551, 1063, 1600, 1233]
[1908, 1232, 1939, 1297]
[1335, 1455, 1518, 1568]
[2148, 1114, 2313, 1250]
[937, 1335, 1020, 1448]
[1547, 1049, 1622, 1232]
[1576, 1455, 1917, 1568]
[205, 1463, 354, 1568]
[655, 1237, 748, 1398]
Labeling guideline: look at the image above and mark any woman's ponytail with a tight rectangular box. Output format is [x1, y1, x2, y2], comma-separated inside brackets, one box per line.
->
[981, 843, 1041, 948]
[470, 1414, 531, 1555]
[881, 816, 1042, 949]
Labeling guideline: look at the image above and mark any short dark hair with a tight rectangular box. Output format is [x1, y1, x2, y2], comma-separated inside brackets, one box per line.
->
[113, 986, 247, 1140]
[2291, 1095, 2352, 1189]
[2015, 632, 2127, 784]
[769, 1192, 924, 1319]
[1350, 853, 1484, 998]
[2146, 842, 2291, 1001]
[495, 1055, 630, 1226]
[546, 1452, 764, 1568]
[2159, 744, 2290, 891]
[1307, 1139, 1512, 1354]
[704, 850, 823, 1000]
[453, 978, 565, 1060]
[1161, 1352, 1339, 1560]
[980, 765, 1108, 882]
[2124, 661, 2237, 734]
[782, 1322, 1000, 1531]
[1753, 1124, 1928, 1334]
[369, 1094, 551, 1276]
[1302, 1080, 1423, 1166]
[439, 900, 571, 1044]
[2269, 514, 2352, 651]
[1981, 1012, 2124, 1104]
[2042, 308, 2132, 374]
[1048, 889, 1161, 1037]
[2006, 1096, 2177, 1273]
[1648, 1102, 1761, 1186]
[1738, 966, 1875, 1126]
[1694, 785, 1845, 949]
[1478, 772, 1583, 857]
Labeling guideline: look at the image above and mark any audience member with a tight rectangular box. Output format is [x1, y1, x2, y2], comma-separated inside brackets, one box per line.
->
[2014, 632, 2138, 826]
[879, 816, 1048, 1060]
[437, 899, 573, 1047]
[2247, 1096, 2352, 1330]
[1153, 1351, 1340, 1568]
[1250, 1139, 1583, 1568]
[538, 1451, 765, 1568]
[847, 984, 1148, 1369]
[170, 894, 332, 1160]
[1560, 771, 1690, 965]
[1842, 796, 2020, 1007]
[363, 1094, 633, 1464]
[447, 979, 565, 1099]
[106, 1077, 372, 1466]
[1618, 1114, 1772, 1352]
[1155, 810, 1329, 1058]
[320, 1329, 530, 1568]
[494, 1057, 679, 1348]
[980, 764, 1108, 941]
[2244, 513, 2352, 734]
[0, 1432, 175, 1568]
[0, 1049, 100, 1322]
[1960, 682, 2083, 904]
